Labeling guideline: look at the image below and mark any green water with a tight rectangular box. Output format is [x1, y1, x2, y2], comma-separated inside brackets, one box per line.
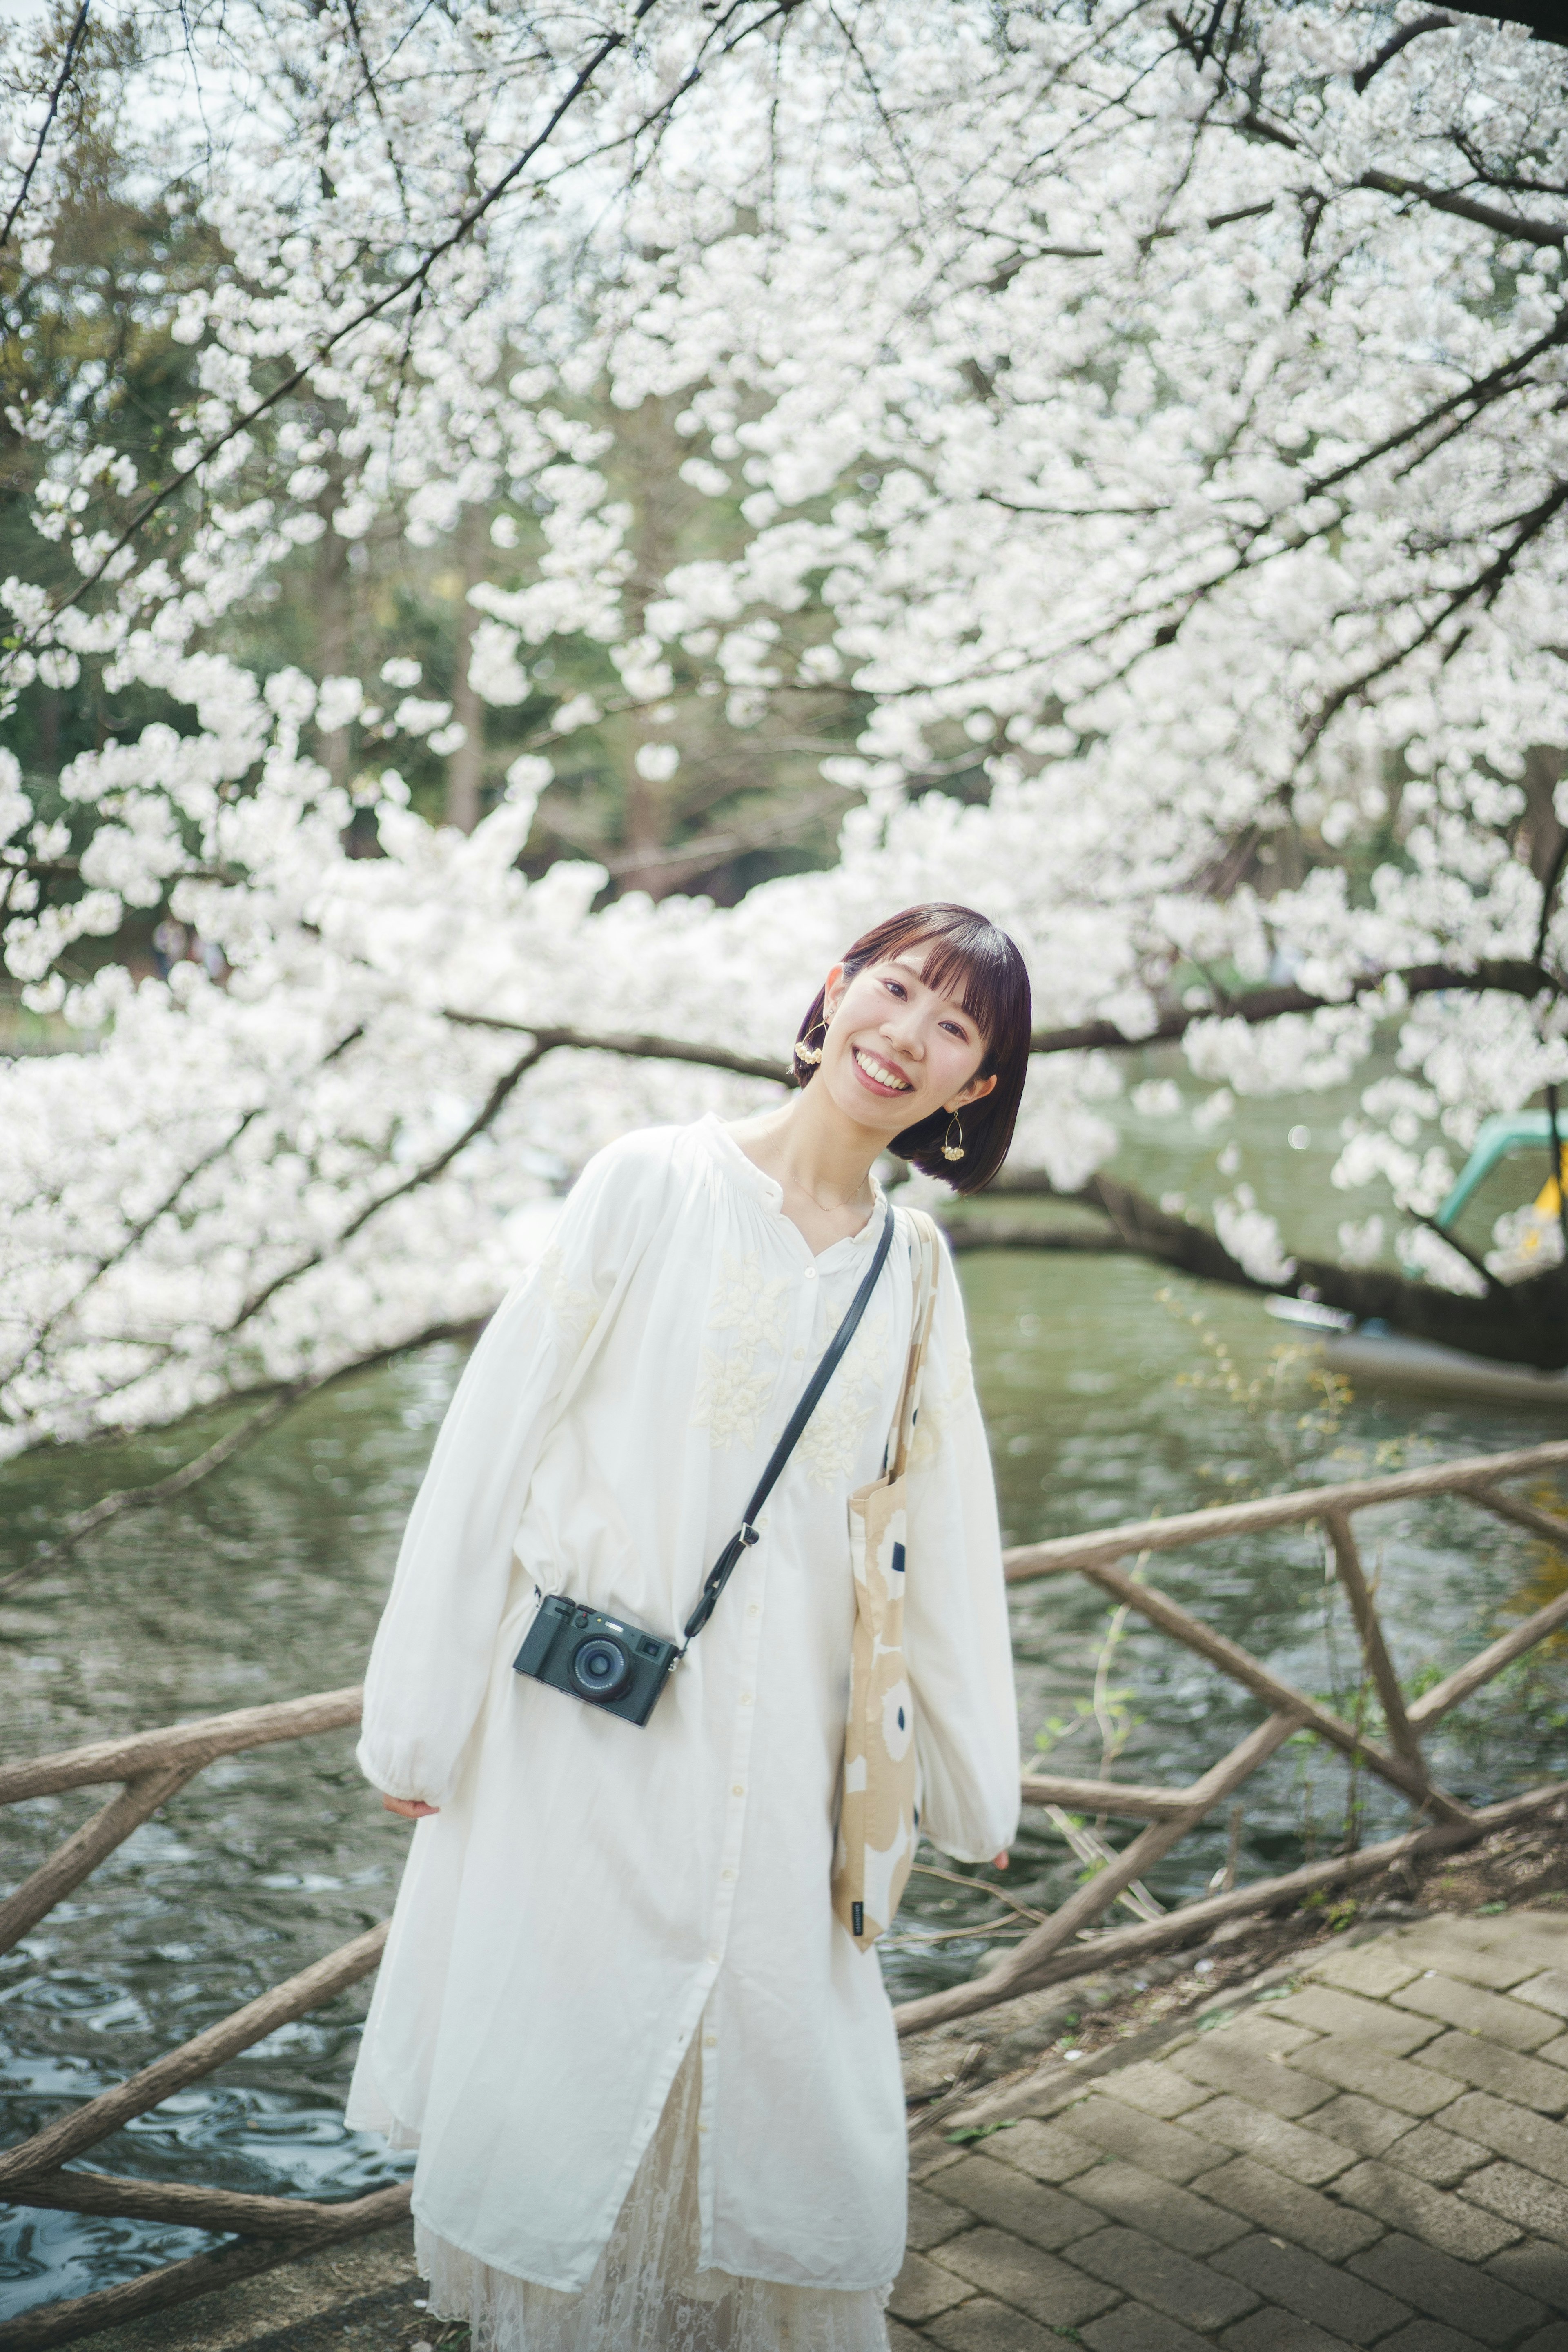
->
[4, 1065, 1567, 2314]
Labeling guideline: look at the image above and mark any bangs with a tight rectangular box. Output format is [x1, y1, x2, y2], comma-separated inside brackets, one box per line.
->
[871, 912, 1018, 1057]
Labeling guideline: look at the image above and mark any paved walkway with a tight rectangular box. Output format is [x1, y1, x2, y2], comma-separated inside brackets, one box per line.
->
[891, 1908, 1568, 2352]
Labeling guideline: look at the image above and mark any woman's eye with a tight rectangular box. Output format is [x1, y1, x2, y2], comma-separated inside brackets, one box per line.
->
[883, 979, 906, 998]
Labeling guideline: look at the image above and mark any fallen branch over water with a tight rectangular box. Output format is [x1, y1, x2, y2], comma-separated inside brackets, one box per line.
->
[0, 2187, 411, 2352]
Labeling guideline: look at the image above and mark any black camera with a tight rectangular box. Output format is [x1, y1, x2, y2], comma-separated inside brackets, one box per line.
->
[513, 1594, 680, 1728]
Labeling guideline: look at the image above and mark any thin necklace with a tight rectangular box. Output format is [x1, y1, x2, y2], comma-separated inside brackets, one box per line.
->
[793, 1176, 873, 1216]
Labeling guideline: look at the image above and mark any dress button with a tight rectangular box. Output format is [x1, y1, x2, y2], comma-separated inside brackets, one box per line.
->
[722, 1868, 734, 1881]
[747, 1604, 760, 1616]
[793, 1345, 805, 1360]
[708, 1950, 720, 1964]
[732, 1784, 744, 1796]
[704, 2035, 717, 2049]
[804, 1266, 816, 1280]
[740, 1691, 753, 1704]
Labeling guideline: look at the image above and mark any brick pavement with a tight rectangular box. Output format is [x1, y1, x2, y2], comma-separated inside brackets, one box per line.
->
[893, 1909, 1568, 2352]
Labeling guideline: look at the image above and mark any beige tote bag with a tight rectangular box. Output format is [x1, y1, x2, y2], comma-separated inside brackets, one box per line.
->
[831, 1207, 942, 1951]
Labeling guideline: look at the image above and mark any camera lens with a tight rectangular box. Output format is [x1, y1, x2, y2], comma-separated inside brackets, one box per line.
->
[571, 1633, 630, 1703]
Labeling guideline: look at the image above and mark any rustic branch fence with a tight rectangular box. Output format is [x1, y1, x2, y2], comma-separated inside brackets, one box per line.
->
[5, 1438, 1568, 2347]
[895, 1434, 1568, 2032]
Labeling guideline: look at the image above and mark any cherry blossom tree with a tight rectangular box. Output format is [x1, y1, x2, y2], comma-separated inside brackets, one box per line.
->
[7, 0, 1568, 1561]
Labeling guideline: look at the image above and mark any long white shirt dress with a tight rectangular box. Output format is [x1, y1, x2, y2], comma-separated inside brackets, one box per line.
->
[347, 1114, 1020, 2352]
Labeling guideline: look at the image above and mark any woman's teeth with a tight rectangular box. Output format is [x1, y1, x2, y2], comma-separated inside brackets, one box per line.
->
[854, 1048, 911, 1091]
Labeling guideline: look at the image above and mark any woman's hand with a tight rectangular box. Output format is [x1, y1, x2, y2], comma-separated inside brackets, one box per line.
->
[382, 1795, 439, 1820]
[993, 1851, 1009, 1870]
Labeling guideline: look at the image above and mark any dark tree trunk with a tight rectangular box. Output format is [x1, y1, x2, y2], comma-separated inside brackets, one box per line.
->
[445, 506, 487, 835]
[614, 397, 690, 898]
[314, 484, 352, 790]
[1521, 746, 1567, 886]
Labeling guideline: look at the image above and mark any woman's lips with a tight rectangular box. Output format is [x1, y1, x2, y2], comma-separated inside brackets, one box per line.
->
[851, 1045, 913, 1099]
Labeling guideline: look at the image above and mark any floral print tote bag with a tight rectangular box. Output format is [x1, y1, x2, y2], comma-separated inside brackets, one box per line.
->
[832, 1208, 942, 1951]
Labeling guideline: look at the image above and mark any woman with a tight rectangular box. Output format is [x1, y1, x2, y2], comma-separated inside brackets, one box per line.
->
[348, 902, 1030, 2351]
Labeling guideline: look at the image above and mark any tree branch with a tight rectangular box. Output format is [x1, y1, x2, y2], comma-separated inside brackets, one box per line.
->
[942, 1218, 1129, 1254]
[953, 1168, 1568, 1370]
[980, 194, 1277, 283]
[1302, 306, 1568, 501]
[3, 1018, 789, 1469]
[1352, 13, 1455, 94]
[0, 1026, 366, 1396]
[227, 1038, 551, 1334]
[12, 0, 664, 648]
[1412, 1209, 1497, 1292]
[1356, 167, 1566, 250]
[1537, 833, 1568, 971]
[1233, 110, 1300, 154]
[438, 1013, 789, 1084]
[1301, 478, 1568, 752]
[225, 1011, 793, 1349]
[0, 0, 91, 255]
[0, 1315, 487, 1596]
[1027, 958, 1552, 1057]
[595, 785, 855, 892]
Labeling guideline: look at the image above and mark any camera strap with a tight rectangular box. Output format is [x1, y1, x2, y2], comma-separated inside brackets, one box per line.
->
[679, 1205, 898, 1650]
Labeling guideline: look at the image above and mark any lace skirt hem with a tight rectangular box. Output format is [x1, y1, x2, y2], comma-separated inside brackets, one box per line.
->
[414, 2038, 891, 2352]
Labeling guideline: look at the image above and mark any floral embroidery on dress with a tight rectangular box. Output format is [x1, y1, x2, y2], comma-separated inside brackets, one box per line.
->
[796, 1306, 890, 1487]
[690, 1250, 791, 1450]
[537, 1242, 599, 1353]
[692, 1348, 777, 1449]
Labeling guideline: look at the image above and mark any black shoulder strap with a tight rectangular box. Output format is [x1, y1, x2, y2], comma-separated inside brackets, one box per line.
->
[681, 1206, 897, 1646]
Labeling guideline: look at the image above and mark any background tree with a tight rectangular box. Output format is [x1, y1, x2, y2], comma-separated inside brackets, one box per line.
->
[9, 0, 1568, 1548]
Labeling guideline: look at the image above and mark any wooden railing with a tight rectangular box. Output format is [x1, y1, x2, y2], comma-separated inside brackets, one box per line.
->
[6, 1438, 1568, 2346]
[0, 1693, 399, 2352]
[894, 1434, 1568, 2032]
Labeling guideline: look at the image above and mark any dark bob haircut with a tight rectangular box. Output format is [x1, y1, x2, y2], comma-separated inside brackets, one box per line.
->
[793, 903, 1032, 1196]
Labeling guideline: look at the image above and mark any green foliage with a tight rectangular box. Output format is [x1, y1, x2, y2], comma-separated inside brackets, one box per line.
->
[1160, 1290, 1370, 1504]
[1301, 1890, 1359, 1931]
[1033, 1689, 1141, 1766]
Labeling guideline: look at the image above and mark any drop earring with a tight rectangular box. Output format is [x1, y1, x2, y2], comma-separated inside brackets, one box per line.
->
[941, 1112, 965, 1163]
[793, 1020, 827, 1067]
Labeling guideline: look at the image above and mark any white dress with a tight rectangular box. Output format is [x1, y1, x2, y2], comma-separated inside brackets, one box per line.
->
[347, 1115, 1020, 2348]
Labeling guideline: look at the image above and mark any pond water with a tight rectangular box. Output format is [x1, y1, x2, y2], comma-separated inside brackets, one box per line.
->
[4, 1060, 1567, 2315]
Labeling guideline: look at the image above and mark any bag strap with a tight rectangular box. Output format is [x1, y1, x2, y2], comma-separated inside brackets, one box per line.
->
[681, 1205, 895, 1647]
[887, 1209, 942, 1483]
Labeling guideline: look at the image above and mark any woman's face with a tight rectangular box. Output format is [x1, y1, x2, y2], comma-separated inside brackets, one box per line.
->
[815, 947, 997, 1143]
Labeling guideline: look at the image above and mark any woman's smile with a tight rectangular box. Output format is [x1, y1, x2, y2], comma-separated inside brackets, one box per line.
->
[850, 1044, 913, 1098]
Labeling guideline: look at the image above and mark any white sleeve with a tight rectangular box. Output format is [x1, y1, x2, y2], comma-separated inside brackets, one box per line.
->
[356, 1136, 666, 1806]
[901, 1241, 1021, 1864]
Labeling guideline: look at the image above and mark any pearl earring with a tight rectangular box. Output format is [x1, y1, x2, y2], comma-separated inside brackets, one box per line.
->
[941, 1113, 965, 1163]
[793, 1021, 827, 1066]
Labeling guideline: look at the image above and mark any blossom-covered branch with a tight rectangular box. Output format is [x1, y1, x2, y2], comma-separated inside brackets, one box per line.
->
[1027, 960, 1557, 1058]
